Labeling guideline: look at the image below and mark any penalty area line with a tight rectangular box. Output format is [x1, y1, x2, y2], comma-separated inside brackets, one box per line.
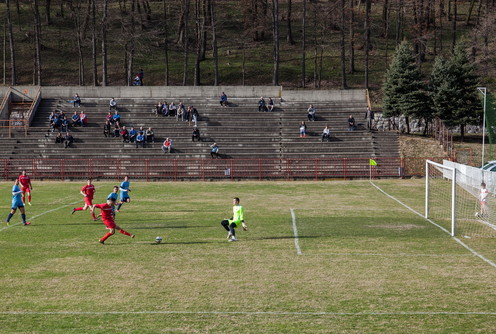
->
[1, 310, 496, 316]
[290, 208, 302, 255]
[370, 181, 496, 269]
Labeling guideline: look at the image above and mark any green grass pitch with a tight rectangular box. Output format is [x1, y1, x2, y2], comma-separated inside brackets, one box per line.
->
[1, 180, 495, 333]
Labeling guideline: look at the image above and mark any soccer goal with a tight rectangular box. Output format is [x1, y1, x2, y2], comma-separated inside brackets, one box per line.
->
[426, 160, 496, 238]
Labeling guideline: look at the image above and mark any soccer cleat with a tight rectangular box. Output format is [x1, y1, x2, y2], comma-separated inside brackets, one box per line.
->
[131, 234, 135, 239]
[99, 240, 105, 244]
[6, 221, 9, 226]
[229, 237, 237, 242]
[23, 222, 31, 225]
[72, 208, 76, 215]
[28, 202, 32, 206]
[227, 232, 232, 240]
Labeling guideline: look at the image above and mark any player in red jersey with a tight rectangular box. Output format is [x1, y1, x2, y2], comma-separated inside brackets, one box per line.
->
[18, 170, 33, 206]
[92, 198, 135, 244]
[72, 179, 97, 220]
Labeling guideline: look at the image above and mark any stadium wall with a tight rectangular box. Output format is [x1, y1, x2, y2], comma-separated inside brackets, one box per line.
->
[0, 86, 366, 102]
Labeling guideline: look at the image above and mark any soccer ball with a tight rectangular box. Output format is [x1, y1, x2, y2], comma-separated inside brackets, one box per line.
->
[155, 236, 163, 244]
[475, 212, 480, 218]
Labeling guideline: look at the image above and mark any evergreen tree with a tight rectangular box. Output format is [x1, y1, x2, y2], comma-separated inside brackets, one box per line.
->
[382, 41, 431, 133]
[430, 40, 482, 141]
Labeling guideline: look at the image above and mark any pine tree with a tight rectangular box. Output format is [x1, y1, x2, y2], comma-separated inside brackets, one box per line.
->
[430, 39, 482, 141]
[382, 41, 431, 133]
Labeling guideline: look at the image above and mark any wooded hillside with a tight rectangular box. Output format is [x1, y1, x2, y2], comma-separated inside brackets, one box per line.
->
[1, 0, 495, 92]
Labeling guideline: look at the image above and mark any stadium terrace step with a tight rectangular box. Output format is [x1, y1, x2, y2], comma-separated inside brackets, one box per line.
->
[0, 95, 400, 161]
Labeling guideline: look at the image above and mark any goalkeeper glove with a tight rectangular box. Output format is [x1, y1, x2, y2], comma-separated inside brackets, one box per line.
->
[242, 222, 248, 231]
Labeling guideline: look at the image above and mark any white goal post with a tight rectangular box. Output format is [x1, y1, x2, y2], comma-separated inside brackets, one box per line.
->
[425, 160, 456, 236]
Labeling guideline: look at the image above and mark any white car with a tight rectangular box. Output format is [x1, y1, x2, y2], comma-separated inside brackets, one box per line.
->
[481, 160, 496, 172]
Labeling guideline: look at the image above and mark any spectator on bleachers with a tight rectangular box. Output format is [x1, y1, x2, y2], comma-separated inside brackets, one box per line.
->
[120, 126, 129, 142]
[113, 123, 120, 137]
[154, 102, 163, 115]
[307, 104, 316, 121]
[220, 92, 228, 107]
[106, 111, 113, 124]
[49, 111, 56, 125]
[161, 101, 169, 116]
[162, 138, 172, 153]
[79, 110, 87, 127]
[192, 126, 201, 142]
[322, 125, 331, 142]
[52, 114, 62, 132]
[55, 132, 63, 144]
[191, 106, 199, 126]
[348, 115, 356, 131]
[104, 121, 111, 137]
[59, 110, 66, 121]
[177, 102, 186, 121]
[258, 97, 267, 112]
[61, 116, 69, 133]
[365, 107, 375, 131]
[129, 127, 137, 143]
[112, 110, 121, 128]
[109, 98, 117, 111]
[136, 132, 145, 148]
[145, 127, 155, 143]
[168, 102, 177, 117]
[71, 111, 80, 127]
[64, 132, 74, 148]
[72, 94, 81, 107]
[267, 98, 274, 112]
[299, 121, 307, 138]
[210, 142, 220, 158]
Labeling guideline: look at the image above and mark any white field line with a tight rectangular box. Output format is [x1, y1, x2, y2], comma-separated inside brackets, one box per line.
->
[0, 198, 83, 232]
[303, 252, 473, 258]
[371, 181, 496, 269]
[290, 208, 302, 255]
[0, 310, 495, 316]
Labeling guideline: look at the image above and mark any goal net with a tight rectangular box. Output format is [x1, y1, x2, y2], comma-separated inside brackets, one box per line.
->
[426, 160, 496, 238]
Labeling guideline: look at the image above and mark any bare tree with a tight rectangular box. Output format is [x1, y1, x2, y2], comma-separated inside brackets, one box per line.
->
[101, 0, 109, 86]
[340, 0, 347, 89]
[69, 1, 86, 85]
[6, 0, 17, 85]
[33, 0, 42, 85]
[210, 0, 219, 85]
[194, 0, 206, 86]
[182, 0, 190, 86]
[301, 0, 306, 87]
[451, 0, 457, 54]
[364, 0, 371, 89]
[272, 0, 279, 86]
[286, 0, 295, 45]
[91, 0, 98, 86]
[349, 0, 355, 74]
[163, 0, 170, 86]
[46, 0, 52, 25]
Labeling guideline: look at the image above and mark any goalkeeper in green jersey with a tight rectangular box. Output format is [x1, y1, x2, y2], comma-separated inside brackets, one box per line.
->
[221, 197, 247, 242]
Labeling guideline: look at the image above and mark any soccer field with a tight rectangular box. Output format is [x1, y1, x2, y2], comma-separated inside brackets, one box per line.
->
[1, 180, 495, 333]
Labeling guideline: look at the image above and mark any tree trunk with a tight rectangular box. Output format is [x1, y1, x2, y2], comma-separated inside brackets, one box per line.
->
[242, 45, 246, 85]
[101, 0, 108, 86]
[364, 0, 371, 89]
[272, 0, 279, 86]
[382, 0, 389, 36]
[33, 0, 42, 85]
[451, 0, 457, 54]
[405, 116, 410, 134]
[194, 0, 204, 86]
[340, 0, 347, 89]
[91, 0, 98, 86]
[163, 1, 170, 86]
[395, 0, 403, 45]
[349, 0, 355, 74]
[70, 2, 85, 85]
[182, 0, 190, 86]
[286, 0, 295, 45]
[301, 0, 306, 87]
[46, 0, 52, 25]
[3, 22, 6, 85]
[466, 0, 476, 25]
[210, 0, 219, 86]
[6, 0, 17, 85]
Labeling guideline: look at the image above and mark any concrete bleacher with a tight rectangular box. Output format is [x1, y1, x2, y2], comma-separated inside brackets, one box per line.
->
[0, 88, 400, 161]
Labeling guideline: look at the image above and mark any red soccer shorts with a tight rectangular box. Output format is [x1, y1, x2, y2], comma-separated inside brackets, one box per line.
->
[103, 219, 116, 229]
[21, 186, 31, 193]
[84, 197, 93, 206]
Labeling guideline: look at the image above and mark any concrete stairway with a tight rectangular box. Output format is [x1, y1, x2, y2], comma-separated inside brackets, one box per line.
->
[0, 96, 400, 160]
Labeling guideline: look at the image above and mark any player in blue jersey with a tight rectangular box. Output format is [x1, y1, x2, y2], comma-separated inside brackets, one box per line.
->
[6, 179, 31, 226]
[116, 176, 131, 212]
